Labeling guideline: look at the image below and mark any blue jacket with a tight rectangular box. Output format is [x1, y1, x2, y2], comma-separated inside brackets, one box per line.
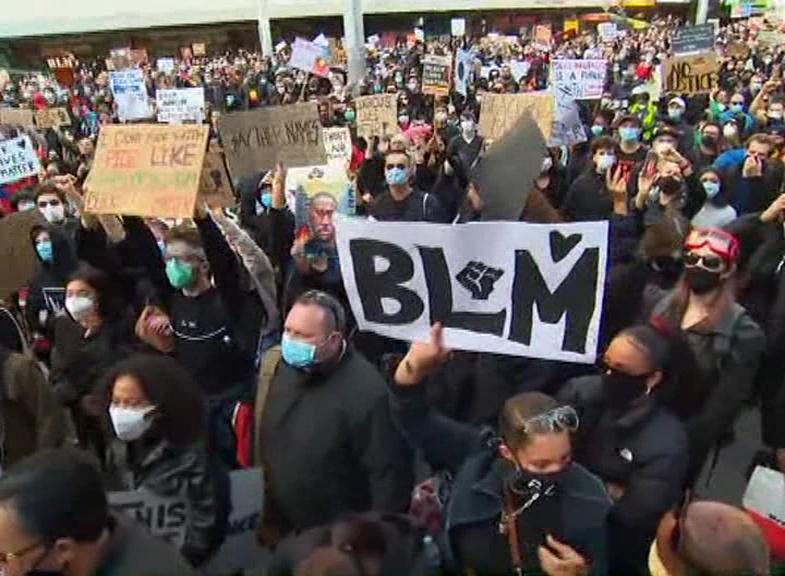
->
[391, 384, 611, 573]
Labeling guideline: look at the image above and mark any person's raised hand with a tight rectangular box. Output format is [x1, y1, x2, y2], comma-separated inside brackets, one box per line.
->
[743, 155, 763, 178]
[761, 193, 785, 223]
[272, 161, 287, 209]
[395, 323, 451, 386]
[537, 535, 589, 576]
[606, 166, 627, 199]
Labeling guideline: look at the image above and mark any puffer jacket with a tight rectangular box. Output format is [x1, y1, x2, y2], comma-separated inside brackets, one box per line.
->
[106, 437, 230, 567]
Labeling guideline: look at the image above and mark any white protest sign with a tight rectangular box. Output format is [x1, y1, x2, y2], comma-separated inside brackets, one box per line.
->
[156, 58, 176, 74]
[336, 219, 608, 363]
[110, 468, 265, 576]
[156, 87, 206, 124]
[598, 22, 620, 41]
[510, 60, 532, 82]
[451, 18, 466, 36]
[455, 50, 473, 97]
[290, 38, 329, 77]
[109, 69, 153, 122]
[551, 95, 588, 147]
[0, 135, 41, 185]
[552, 59, 607, 100]
[323, 127, 352, 166]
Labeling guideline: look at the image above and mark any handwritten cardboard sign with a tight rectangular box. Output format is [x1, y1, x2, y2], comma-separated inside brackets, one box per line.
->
[85, 124, 209, 219]
[217, 103, 326, 180]
[355, 94, 400, 139]
[552, 59, 607, 100]
[534, 25, 553, 47]
[0, 135, 41, 185]
[323, 126, 353, 166]
[156, 88, 206, 124]
[664, 53, 719, 96]
[199, 144, 236, 209]
[0, 108, 35, 127]
[422, 54, 452, 96]
[479, 92, 554, 142]
[0, 210, 44, 299]
[34, 108, 71, 129]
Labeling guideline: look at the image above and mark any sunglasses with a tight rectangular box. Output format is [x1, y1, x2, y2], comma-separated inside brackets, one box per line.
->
[684, 251, 726, 272]
[523, 405, 579, 435]
[684, 228, 739, 262]
[385, 163, 407, 170]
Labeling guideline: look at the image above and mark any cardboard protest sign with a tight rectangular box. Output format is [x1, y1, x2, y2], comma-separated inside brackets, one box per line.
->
[47, 56, 77, 88]
[422, 55, 452, 96]
[355, 94, 400, 139]
[292, 166, 355, 258]
[758, 30, 785, 45]
[109, 69, 153, 122]
[671, 24, 715, 54]
[552, 59, 607, 100]
[323, 127, 353, 166]
[84, 124, 209, 219]
[110, 468, 266, 576]
[156, 88, 206, 124]
[664, 53, 720, 96]
[34, 108, 71, 129]
[0, 210, 44, 299]
[289, 38, 330, 78]
[335, 218, 608, 363]
[0, 108, 35, 127]
[455, 50, 473, 97]
[479, 92, 554, 142]
[129, 49, 148, 66]
[474, 113, 547, 221]
[192, 43, 207, 57]
[534, 25, 553, 46]
[217, 103, 326, 180]
[199, 144, 235, 209]
[0, 135, 41, 185]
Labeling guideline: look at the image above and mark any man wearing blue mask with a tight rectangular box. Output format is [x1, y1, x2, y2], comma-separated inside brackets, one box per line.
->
[254, 290, 413, 543]
[370, 149, 446, 222]
[665, 97, 694, 154]
[615, 115, 649, 186]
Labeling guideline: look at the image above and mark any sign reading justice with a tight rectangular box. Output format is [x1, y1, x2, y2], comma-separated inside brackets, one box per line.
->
[336, 219, 608, 364]
[85, 124, 210, 219]
[664, 53, 719, 95]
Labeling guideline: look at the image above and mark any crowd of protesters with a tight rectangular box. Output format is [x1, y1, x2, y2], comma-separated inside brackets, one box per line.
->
[0, 9, 784, 576]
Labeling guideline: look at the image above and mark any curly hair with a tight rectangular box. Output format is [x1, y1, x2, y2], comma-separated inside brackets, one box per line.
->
[103, 354, 206, 446]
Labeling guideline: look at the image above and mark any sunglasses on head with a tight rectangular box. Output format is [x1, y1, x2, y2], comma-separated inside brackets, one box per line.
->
[684, 251, 726, 272]
[684, 228, 739, 262]
[522, 405, 579, 435]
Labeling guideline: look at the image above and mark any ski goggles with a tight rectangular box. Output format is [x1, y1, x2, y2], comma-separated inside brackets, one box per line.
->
[684, 228, 739, 263]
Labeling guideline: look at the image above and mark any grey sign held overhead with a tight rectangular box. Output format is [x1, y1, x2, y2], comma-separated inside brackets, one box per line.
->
[671, 24, 715, 55]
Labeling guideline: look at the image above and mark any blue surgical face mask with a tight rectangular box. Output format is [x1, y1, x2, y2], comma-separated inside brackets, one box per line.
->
[702, 180, 721, 199]
[385, 167, 409, 186]
[619, 127, 640, 142]
[260, 191, 273, 209]
[591, 124, 604, 136]
[36, 240, 53, 263]
[668, 108, 683, 120]
[281, 333, 317, 369]
[730, 103, 744, 114]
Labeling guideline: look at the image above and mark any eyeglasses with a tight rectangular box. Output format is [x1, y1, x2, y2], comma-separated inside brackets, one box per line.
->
[684, 252, 726, 272]
[0, 541, 41, 564]
[522, 406, 579, 435]
[684, 228, 739, 262]
[385, 163, 407, 170]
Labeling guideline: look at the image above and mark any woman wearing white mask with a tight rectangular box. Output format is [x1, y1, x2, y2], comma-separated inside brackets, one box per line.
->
[692, 169, 738, 228]
[50, 265, 134, 461]
[104, 354, 230, 567]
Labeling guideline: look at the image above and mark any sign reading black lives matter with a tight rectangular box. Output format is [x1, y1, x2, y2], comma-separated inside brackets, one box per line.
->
[336, 219, 608, 363]
[217, 102, 326, 180]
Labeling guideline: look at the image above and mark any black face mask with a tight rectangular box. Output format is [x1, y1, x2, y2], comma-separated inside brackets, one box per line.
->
[657, 175, 683, 196]
[602, 372, 650, 408]
[685, 267, 723, 295]
[499, 458, 564, 500]
[648, 256, 684, 289]
[702, 135, 718, 149]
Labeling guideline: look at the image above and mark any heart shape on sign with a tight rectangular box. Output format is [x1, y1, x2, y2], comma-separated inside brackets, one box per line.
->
[549, 230, 582, 263]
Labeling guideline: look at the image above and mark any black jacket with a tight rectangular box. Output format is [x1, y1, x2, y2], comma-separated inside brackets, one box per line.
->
[562, 169, 614, 222]
[558, 375, 688, 572]
[260, 347, 414, 534]
[391, 383, 611, 573]
[370, 189, 447, 223]
[106, 437, 230, 566]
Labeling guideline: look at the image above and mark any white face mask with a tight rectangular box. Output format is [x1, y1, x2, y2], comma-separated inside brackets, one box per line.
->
[596, 154, 616, 173]
[109, 405, 156, 442]
[40, 203, 66, 224]
[723, 124, 738, 139]
[461, 120, 476, 137]
[65, 296, 95, 323]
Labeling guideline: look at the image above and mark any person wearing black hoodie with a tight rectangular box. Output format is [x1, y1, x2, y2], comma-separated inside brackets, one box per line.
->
[26, 224, 80, 347]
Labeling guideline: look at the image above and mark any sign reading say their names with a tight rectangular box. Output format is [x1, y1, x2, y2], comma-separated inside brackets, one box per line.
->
[479, 92, 554, 142]
[217, 103, 325, 180]
[664, 53, 720, 95]
[671, 24, 715, 55]
[0, 135, 41, 185]
[552, 59, 607, 100]
[111, 468, 266, 576]
[355, 94, 400, 139]
[422, 54, 452, 96]
[84, 124, 210, 219]
[336, 219, 608, 364]
[156, 88, 206, 124]
[0, 108, 35, 127]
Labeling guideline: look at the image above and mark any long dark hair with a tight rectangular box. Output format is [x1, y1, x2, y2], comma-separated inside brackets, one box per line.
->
[68, 263, 126, 321]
